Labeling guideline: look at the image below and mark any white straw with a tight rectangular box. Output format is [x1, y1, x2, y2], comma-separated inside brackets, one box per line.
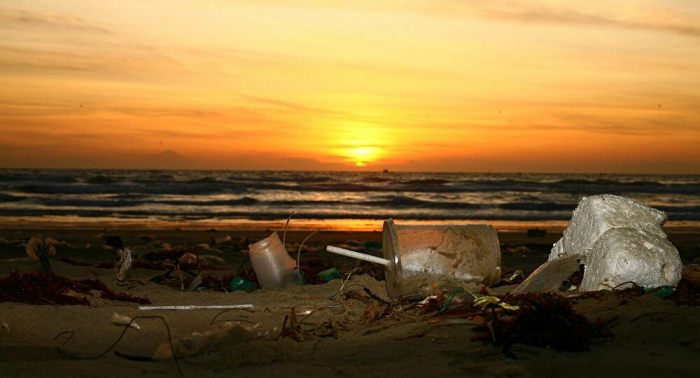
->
[139, 304, 254, 311]
[326, 246, 391, 267]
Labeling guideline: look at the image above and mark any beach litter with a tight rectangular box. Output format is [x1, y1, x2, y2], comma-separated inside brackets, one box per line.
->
[245, 221, 322, 288]
[547, 195, 682, 292]
[581, 228, 681, 291]
[114, 247, 133, 285]
[318, 267, 341, 281]
[248, 232, 296, 288]
[326, 220, 501, 299]
[139, 304, 254, 311]
[152, 321, 263, 360]
[111, 313, 140, 330]
[512, 254, 583, 294]
[230, 276, 256, 292]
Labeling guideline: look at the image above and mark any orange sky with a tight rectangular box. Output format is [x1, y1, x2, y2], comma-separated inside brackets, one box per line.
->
[1, 0, 699, 173]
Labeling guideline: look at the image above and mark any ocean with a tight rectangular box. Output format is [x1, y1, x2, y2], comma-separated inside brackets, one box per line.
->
[0, 169, 698, 230]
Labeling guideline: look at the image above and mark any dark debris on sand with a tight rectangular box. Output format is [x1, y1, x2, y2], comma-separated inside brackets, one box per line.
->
[0, 269, 150, 306]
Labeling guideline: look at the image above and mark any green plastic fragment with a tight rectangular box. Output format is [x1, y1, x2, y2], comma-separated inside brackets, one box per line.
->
[318, 268, 341, 282]
[647, 286, 675, 299]
[230, 277, 256, 292]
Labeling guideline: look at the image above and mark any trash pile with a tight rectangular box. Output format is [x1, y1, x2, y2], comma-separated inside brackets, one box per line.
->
[1, 193, 698, 366]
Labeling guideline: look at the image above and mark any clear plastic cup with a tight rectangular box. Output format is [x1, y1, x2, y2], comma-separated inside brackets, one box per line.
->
[382, 220, 501, 298]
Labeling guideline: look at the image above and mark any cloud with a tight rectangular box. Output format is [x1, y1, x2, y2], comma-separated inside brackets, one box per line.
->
[239, 94, 371, 122]
[0, 8, 110, 34]
[0, 45, 181, 76]
[453, 1, 700, 38]
[489, 10, 700, 37]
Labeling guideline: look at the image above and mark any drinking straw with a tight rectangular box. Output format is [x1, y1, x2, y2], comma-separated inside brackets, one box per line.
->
[325, 246, 391, 267]
[139, 305, 254, 311]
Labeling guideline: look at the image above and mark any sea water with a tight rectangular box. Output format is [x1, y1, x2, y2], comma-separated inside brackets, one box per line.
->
[0, 169, 697, 229]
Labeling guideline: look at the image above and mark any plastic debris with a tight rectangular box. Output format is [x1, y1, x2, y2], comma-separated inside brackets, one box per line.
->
[248, 232, 296, 288]
[111, 313, 140, 329]
[648, 286, 675, 299]
[138, 304, 253, 311]
[549, 194, 667, 261]
[115, 247, 133, 285]
[318, 267, 341, 282]
[152, 321, 262, 361]
[549, 195, 682, 292]
[581, 228, 682, 291]
[327, 220, 501, 299]
[512, 254, 582, 294]
[230, 277, 256, 292]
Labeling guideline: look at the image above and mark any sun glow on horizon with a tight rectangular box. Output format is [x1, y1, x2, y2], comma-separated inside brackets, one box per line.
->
[345, 146, 382, 167]
[0, 1, 698, 173]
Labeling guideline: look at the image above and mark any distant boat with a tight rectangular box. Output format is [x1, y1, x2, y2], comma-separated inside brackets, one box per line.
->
[382, 169, 390, 173]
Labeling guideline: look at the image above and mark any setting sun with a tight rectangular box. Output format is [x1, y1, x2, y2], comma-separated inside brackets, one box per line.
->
[346, 146, 382, 167]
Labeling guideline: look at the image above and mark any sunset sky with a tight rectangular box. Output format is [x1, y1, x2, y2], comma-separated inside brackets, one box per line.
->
[1, 0, 699, 173]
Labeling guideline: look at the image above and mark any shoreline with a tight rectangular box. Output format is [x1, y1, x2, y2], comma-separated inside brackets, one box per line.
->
[1, 216, 699, 233]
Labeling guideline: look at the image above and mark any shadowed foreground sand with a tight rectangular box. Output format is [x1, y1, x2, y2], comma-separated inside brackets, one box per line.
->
[1, 228, 699, 378]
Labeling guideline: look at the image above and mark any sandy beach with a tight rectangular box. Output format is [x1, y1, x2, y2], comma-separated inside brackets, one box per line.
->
[3, 0, 699, 375]
[0, 225, 699, 378]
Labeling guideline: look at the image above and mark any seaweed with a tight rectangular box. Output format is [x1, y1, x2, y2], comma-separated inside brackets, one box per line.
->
[672, 277, 700, 306]
[0, 269, 150, 306]
[473, 292, 612, 353]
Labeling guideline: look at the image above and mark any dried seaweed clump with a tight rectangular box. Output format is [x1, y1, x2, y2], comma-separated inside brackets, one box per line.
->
[473, 292, 611, 353]
[0, 269, 151, 306]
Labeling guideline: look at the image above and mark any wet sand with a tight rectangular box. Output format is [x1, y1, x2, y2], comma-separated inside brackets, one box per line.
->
[1, 226, 699, 377]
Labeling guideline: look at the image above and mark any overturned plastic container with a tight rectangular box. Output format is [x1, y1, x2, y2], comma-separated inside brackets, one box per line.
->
[327, 220, 501, 298]
[248, 232, 296, 288]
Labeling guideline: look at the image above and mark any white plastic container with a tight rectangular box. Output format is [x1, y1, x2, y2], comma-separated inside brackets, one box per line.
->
[248, 232, 296, 288]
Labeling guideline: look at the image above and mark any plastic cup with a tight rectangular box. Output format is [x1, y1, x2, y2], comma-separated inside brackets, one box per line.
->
[248, 232, 296, 288]
[382, 220, 501, 298]
[326, 220, 502, 299]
